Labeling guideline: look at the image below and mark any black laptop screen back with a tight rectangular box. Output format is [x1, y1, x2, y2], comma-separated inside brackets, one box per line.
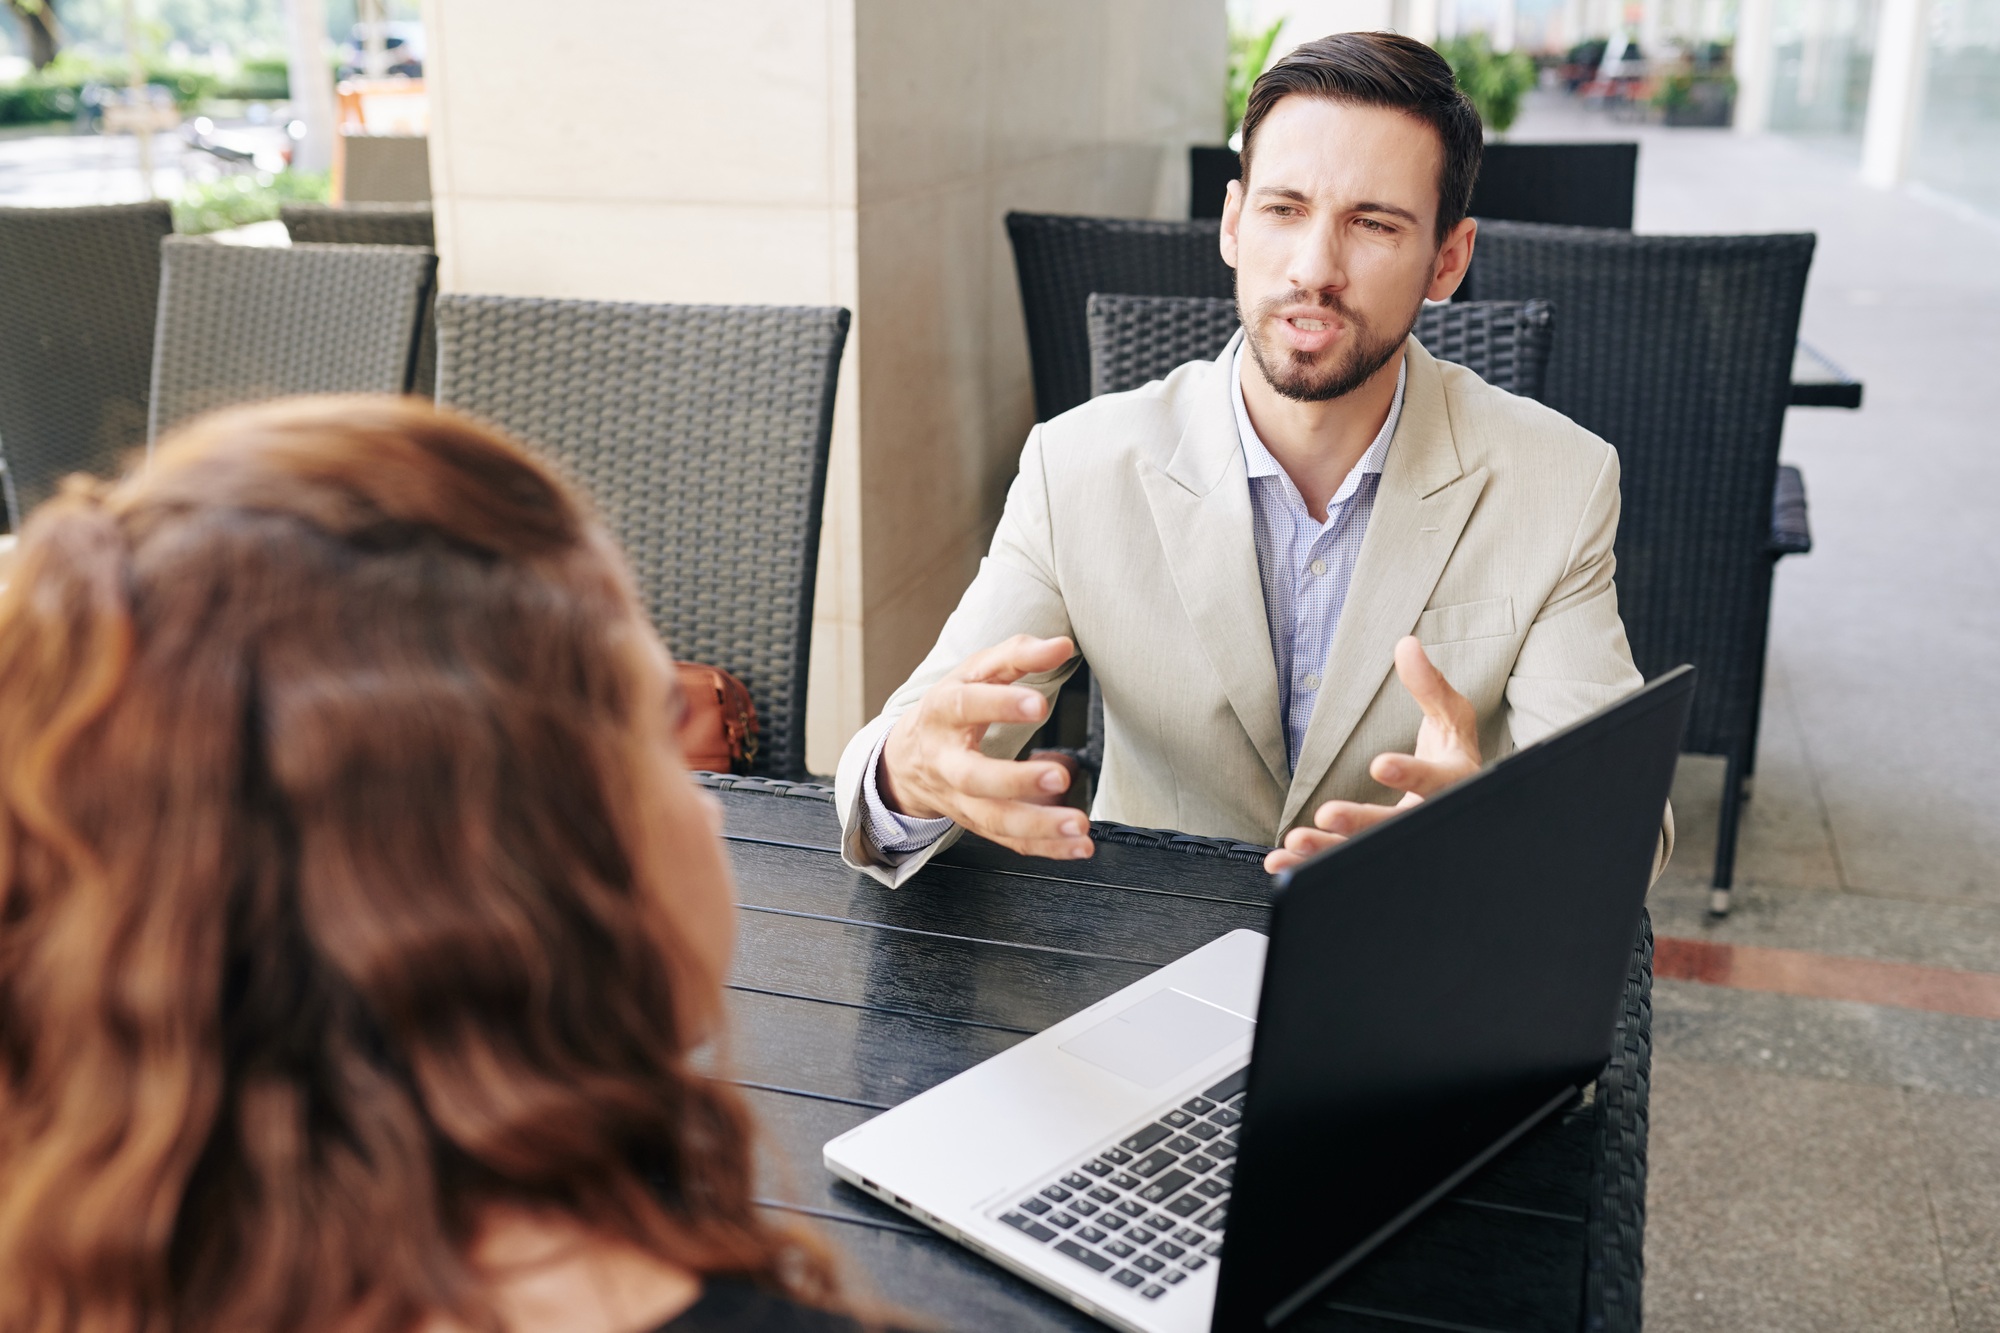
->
[1213, 669, 1692, 1331]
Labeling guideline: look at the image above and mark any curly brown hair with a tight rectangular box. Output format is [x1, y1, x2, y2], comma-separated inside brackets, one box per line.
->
[0, 396, 841, 1331]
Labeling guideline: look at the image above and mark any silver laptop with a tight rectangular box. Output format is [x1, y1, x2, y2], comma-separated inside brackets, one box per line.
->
[825, 669, 1694, 1333]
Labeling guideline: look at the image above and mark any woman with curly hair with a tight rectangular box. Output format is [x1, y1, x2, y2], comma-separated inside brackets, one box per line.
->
[0, 397, 874, 1333]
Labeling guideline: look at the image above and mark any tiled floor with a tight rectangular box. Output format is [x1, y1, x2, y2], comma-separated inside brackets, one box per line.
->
[1505, 94, 2000, 1330]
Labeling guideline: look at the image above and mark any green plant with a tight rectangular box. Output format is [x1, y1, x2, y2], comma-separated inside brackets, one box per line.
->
[1651, 69, 1736, 110]
[1436, 34, 1537, 134]
[173, 170, 330, 236]
[1227, 14, 1285, 138]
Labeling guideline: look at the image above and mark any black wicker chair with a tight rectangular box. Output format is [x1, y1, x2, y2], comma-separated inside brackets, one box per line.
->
[279, 204, 439, 397]
[1005, 213, 1235, 423]
[1055, 294, 1560, 780]
[1463, 222, 1818, 912]
[148, 237, 437, 441]
[0, 200, 173, 527]
[434, 296, 850, 781]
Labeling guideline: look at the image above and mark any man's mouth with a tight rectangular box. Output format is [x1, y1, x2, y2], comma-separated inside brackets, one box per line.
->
[1288, 317, 1331, 331]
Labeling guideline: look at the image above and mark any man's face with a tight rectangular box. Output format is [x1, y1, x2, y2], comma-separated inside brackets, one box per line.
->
[1222, 97, 1463, 402]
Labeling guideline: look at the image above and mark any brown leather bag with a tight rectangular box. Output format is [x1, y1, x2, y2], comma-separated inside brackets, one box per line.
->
[676, 662, 759, 774]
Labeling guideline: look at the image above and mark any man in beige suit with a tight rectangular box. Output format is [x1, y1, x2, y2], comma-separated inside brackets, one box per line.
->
[836, 33, 1669, 886]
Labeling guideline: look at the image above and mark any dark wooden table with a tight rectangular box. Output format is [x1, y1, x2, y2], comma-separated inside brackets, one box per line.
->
[708, 775, 1651, 1333]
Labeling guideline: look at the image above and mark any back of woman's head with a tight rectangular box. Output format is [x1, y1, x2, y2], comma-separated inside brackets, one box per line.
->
[0, 397, 829, 1331]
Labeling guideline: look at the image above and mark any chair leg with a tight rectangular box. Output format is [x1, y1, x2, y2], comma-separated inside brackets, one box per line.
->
[1709, 754, 1745, 917]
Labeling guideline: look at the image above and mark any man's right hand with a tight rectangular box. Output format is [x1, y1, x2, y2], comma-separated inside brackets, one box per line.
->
[878, 634, 1093, 861]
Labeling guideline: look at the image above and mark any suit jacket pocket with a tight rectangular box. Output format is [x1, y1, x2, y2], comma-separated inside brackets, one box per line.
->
[1416, 595, 1516, 645]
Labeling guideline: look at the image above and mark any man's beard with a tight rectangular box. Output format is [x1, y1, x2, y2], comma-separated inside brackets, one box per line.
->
[1239, 289, 1419, 403]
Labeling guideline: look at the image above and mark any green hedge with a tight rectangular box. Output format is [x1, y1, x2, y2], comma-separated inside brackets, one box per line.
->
[174, 170, 330, 236]
[0, 55, 294, 127]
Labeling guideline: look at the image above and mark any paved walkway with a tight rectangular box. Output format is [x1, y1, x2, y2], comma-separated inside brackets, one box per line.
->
[1507, 93, 2000, 1331]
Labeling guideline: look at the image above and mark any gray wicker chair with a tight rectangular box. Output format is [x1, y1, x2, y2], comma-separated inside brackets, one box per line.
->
[1005, 213, 1235, 423]
[1462, 222, 1817, 911]
[278, 205, 439, 396]
[0, 200, 173, 527]
[148, 237, 437, 441]
[434, 296, 851, 781]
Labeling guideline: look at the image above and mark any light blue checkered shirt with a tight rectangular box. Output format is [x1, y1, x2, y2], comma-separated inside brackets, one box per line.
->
[861, 346, 1406, 856]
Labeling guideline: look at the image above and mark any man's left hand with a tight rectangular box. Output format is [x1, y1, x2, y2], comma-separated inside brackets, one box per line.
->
[1263, 635, 1480, 874]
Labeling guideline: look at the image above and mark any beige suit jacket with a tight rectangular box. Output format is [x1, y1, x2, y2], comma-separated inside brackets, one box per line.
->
[835, 334, 1671, 886]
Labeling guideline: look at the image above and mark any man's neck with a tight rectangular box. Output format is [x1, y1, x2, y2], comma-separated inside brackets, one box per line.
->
[1240, 345, 1405, 522]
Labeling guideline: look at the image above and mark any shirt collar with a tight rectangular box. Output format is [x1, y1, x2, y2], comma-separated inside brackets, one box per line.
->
[1232, 341, 1404, 507]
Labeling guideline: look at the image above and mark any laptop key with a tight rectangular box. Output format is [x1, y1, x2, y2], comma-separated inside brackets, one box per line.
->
[1081, 1159, 1113, 1177]
[1077, 1225, 1108, 1244]
[1214, 1164, 1234, 1185]
[1166, 1194, 1205, 1218]
[1104, 1239, 1136, 1259]
[1196, 1179, 1228, 1199]
[1062, 1172, 1091, 1190]
[1201, 1240, 1222, 1257]
[1135, 1255, 1165, 1273]
[1049, 1212, 1079, 1229]
[1021, 1198, 1051, 1215]
[1110, 1172, 1143, 1191]
[1001, 1212, 1057, 1243]
[1209, 1107, 1241, 1127]
[1165, 1134, 1200, 1155]
[1132, 1149, 1177, 1177]
[1186, 1154, 1217, 1175]
[1088, 1186, 1118, 1204]
[1056, 1239, 1114, 1273]
[1174, 1226, 1205, 1246]
[1188, 1122, 1221, 1141]
[1102, 1146, 1133, 1164]
[1154, 1240, 1185, 1260]
[1138, 1170, 1194, 1204]
[1194, 1205, 1226, 1230]
[1113, 1269, 1144, 1288]
[1183, 1097, 1216, 1115]
[1071, 1200, 1098, 1217]
[1210, 1140, 1238, 1161]
[1041, 1185, 1072, 1203]
[1099, 1213, 1127, 1231]
[1142, 1283, 1168, 1299]
[1127, 1227, 1156, 1246]
[1161, 1109, 1194, 1128]
[1147, 1214, 1176, 1231]
[1185, 1255, 1209, 1270]
[1120, 1123, 1173, 1153]
[1164, 1269, 1188, 1285]
[1116, 1199, 1147, 1218]
[1203, 1068, 1248, 1101]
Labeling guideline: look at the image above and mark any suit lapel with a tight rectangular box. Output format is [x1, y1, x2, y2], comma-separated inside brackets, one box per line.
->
[1140, 333, 1291, 788]
[1280, 340, 1489, 828]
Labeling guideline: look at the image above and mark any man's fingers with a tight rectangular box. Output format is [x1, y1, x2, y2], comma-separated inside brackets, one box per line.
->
[1310, 799, 1403, 837]
[961, 795, 1094, 860]
[1263, 826, 1345, 874]
[1368, 752, 1471, 799]
[1393, 635, 1472, 729]
[956, 633, 1077, 686]
[935, 747, 1071, 802]
[930, 680, 1047, 730]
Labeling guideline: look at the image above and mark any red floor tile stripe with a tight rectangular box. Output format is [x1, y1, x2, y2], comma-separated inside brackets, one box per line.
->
[1654, 936, 2000, 1022]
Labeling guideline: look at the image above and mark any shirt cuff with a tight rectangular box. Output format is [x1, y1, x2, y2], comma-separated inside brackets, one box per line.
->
[861, 728, 955, 860]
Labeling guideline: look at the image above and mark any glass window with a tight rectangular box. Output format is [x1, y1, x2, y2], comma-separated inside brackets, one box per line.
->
[1913, 0, 2000, 215]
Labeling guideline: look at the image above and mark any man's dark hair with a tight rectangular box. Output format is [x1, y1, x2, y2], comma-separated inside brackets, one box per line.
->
[1238, 31, 1483, 246]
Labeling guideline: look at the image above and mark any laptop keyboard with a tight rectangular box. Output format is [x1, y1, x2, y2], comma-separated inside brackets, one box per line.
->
[994, 1067, 1245, 1302]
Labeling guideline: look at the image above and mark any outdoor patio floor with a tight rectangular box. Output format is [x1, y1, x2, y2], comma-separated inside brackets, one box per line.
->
[1506, 93, 2000, 1331]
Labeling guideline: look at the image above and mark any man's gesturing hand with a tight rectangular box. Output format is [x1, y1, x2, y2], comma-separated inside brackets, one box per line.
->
[878, 635, 1093, 860]
[1263, 635, 1480, 875]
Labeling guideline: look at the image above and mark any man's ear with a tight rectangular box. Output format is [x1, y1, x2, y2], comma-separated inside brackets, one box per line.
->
[1425, 217, 1478, 302]
[1219, 178, 1243, 270]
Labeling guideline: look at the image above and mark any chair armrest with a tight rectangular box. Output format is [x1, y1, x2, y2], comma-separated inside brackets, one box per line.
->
[1769, 463, 1812, 556]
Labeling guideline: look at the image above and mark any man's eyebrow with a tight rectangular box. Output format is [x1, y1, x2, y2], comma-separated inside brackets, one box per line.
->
[1351, 200, 1422, 225]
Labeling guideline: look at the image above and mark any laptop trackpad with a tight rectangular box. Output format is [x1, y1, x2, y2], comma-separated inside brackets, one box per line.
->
[1059, 987, 1252, 1088]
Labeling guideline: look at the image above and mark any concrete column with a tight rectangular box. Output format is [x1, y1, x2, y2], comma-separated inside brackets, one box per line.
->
[283, 0, 337, 173]
[1860, 0, 1933, 186]
[1494, 0, 1519, 52]
[1399, 0, 1442, 42]
[419, 0, 1225, 772]
[1732, 0, 1776, 132]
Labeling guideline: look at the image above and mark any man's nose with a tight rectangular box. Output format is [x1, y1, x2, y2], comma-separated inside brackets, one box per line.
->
[1284, 215, 1348, 296]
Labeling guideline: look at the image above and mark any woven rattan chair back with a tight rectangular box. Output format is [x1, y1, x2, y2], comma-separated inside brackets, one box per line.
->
[278, 206, 439, 396]
[148, 237, 437, 441]
[1005, 213, 1235, 423]
[434, 296, 851, 781]
[1085, 293, 1555, 400]
[0, 200, 172, 526]
[1463, 223, 1815, 896]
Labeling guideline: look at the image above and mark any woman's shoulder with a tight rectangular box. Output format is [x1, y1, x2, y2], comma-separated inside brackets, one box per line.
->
[657, 1279, 903, 1333]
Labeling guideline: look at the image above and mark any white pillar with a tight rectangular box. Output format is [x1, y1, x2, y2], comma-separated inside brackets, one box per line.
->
[284, 0, 337, 173]
[1860, 0, 1933, 187]
[1495, 0, 1519, 51]
[1732, 0, 1775, 133]
[1400, 0, 1441, 42]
